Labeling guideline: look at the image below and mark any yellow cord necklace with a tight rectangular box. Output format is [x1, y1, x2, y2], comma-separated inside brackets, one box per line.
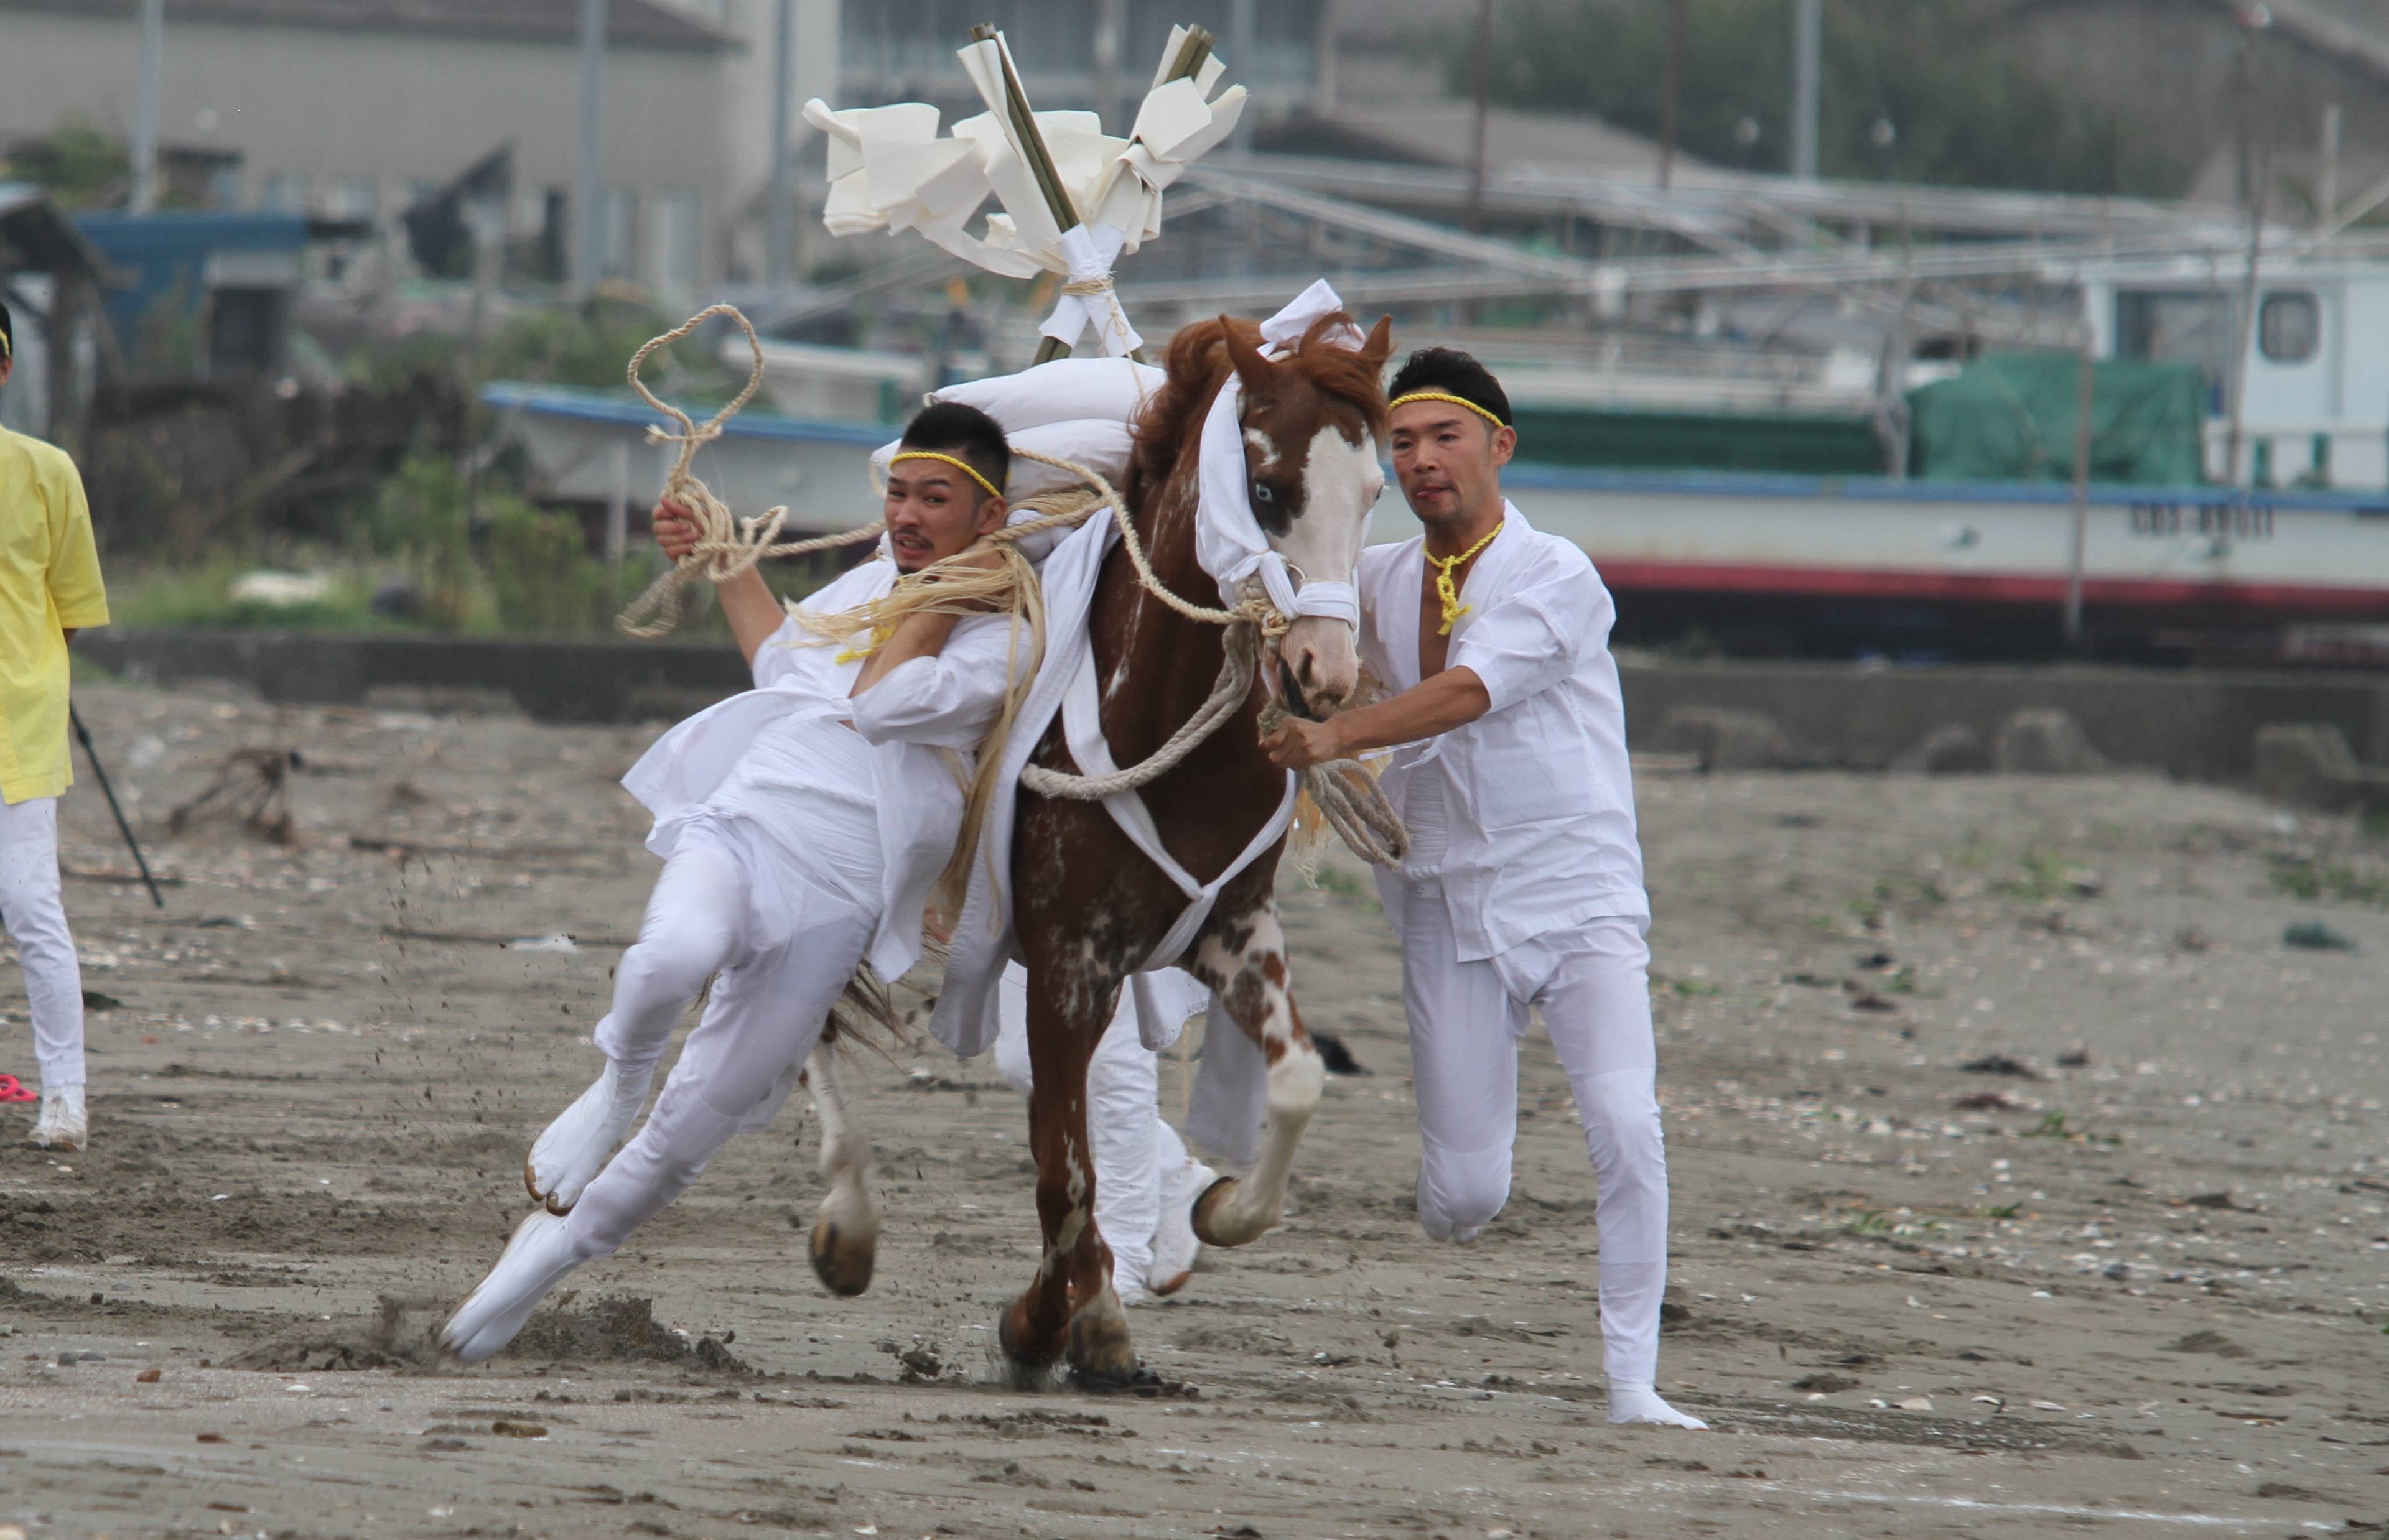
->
[1426, 521, 1503, 635]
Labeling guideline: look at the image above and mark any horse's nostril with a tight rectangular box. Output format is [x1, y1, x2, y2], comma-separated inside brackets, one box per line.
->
[1298, 654, 1316, 686]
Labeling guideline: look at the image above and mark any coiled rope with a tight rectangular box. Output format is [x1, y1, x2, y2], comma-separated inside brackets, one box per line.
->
[610, 305, 1404, 869]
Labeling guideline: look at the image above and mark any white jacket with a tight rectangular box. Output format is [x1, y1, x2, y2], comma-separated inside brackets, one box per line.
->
[1357, 501, 1647, 962]
[622, 559, 1027, 979]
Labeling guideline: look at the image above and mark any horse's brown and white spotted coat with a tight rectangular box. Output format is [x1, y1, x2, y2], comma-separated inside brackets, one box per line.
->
[1005, 312, 1394, 1379]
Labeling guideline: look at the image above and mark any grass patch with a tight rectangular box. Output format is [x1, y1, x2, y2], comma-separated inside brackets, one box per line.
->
[2020, 1110, 2120, 1145]
[2271, 856, 2389, 907]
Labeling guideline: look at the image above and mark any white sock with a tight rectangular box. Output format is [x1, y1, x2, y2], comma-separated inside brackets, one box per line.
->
[1606, 1379, 1708, 1429]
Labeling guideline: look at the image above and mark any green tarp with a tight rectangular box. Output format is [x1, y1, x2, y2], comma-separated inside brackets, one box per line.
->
[1905, 353, 2207, 486]
[1509, 404, 1886, 477]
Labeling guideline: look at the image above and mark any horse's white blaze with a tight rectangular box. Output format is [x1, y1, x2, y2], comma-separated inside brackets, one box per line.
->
[1272, 427, 1381, 708]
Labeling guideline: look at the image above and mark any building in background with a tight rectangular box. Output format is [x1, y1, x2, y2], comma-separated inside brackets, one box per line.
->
[0, 0, 733, 294]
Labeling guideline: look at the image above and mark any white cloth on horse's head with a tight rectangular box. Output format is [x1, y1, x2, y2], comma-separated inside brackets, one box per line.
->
[931, 358, 1165, 434]
[1194, 279, 1372, 624]
[620, 559, 1027, 983]
[1358, 499, 1648, 963]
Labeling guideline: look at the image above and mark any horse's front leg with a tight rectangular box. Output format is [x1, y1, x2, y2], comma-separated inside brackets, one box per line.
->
[801, 1043, 878, 1297]
[1000, 968, 1136, 1381]
[1186, 901, 1326, 1247]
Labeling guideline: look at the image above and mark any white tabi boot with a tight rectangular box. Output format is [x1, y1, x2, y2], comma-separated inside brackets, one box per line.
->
[525, 1060, 654, 1213]
[440, 1209, 581, 1363]
[1147, 1160, 1215, 1297]
[25, 1085, 86, 1151]
[1606, 1378, 1709, 1429]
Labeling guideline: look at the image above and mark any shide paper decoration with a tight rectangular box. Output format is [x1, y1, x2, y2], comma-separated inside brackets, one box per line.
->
[803, 24, 1246, 359]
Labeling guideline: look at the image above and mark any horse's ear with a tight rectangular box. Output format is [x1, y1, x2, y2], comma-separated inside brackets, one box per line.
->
[1358, 315, 1394, 371]
[1221, 318, 1275, 395]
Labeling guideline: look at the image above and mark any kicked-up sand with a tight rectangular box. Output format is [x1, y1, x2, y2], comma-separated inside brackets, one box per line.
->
[2, 677, 2387, 1538]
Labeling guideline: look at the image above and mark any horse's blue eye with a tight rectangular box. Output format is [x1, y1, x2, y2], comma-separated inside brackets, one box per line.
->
[1252, 482, 1274, 501]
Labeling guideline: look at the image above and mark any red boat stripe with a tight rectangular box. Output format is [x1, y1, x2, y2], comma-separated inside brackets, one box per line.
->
[1590, 559, 2389, 615]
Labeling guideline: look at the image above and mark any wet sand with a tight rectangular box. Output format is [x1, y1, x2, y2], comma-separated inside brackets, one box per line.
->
[3, 677, 2387, 1539]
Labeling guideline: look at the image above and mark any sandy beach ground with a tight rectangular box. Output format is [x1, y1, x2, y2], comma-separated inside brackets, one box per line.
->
[2, 676, 2387, 1539]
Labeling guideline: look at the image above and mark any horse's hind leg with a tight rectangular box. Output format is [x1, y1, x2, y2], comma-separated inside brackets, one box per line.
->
[802, 1043, 878, 1297]
[1186, 903, 1326, 1248]
[1001, 973, 1136, 1381]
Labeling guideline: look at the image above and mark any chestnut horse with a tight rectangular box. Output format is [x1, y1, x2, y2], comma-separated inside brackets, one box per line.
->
[1002, 310, 1394, 1380]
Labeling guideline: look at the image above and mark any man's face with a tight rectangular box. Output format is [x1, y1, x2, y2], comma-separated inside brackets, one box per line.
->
[883, 456, 1006, 573]
[1390, 401, 1514, 529]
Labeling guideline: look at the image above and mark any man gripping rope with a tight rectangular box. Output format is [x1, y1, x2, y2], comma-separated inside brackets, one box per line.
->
[441, 402, 1027, 1361]
[1263, 348, 1704, 1430]
[0, 302, 111, 1152]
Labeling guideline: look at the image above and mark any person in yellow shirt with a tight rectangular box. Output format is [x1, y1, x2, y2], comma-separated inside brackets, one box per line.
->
[0, 300, 110, 1151]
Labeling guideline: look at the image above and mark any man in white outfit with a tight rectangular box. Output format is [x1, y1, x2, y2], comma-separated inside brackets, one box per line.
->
[1264, 348, 1703, 1430]
[442, 404, 1028, 1361]
[0, 301, 110, 1152]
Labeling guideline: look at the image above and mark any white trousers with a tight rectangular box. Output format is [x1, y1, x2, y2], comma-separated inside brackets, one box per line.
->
[564, 815, 879, 1263]
[0, 796, 83, 1090]
[995, 967, 1190, 1297]
[1400, 879, 1670, 1384]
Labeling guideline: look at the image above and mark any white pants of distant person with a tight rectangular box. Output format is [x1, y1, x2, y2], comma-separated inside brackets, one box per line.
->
[995, 963, 1268, 1302]
[0, 796, 85, 1093]
[1395, 769, 1671, 1386]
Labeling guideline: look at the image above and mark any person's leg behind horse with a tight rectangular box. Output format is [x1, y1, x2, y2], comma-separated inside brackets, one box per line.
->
[444, 899, 872, 1361]
[1401, 877, 1528, 1242]
[0, 796, 85, 1149]
[1529, 915, 1704, 1430]
[528, 832, 751, 1212]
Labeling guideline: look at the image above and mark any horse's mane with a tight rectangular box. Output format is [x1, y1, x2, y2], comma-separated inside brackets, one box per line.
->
[1125, 312, 1390, 505]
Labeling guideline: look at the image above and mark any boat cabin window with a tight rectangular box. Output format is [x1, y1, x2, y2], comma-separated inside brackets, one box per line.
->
[2258, 291, 2320, 364]
[2115, 290, 2233, 399]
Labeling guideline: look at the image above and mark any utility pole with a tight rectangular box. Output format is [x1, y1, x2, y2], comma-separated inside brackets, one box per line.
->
[1791, 0, 1822, 182]
[1659, 0, 1685, 190]
[575, 0, 608, 298]
[767, 0, 794, 285]
[2319, 101, 2342, 232]
[1468, 0, 1494, 233]
[1229, 0, 1256, 154]
[131, 0, 164, 213]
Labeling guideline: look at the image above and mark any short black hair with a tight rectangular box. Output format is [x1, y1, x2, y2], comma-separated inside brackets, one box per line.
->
[899, 401, 1010, 499]
[1387, 346, 1512, 429]
[0, 300, 12, 363]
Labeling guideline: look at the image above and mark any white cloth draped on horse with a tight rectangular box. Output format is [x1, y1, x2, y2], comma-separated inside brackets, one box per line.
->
[927, 280, 1367, 1062]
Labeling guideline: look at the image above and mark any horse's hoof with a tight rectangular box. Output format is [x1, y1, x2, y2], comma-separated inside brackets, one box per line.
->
[1066, 1293, 1137, 1380]
[808, 1215, 875, 1297]
[998, 1298, 1063, 1373]
[1190, 1174, 1250, 1248]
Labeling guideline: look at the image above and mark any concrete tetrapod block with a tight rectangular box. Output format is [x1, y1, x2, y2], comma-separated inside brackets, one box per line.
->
[1653, 706, 1805, 772]
[2250, 722, 2389, 814]
[1991, 708, 2108, 774]
[1891, 723, 1990, 776]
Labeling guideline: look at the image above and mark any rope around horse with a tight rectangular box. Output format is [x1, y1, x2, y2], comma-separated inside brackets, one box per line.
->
[610, 307, 1404, 868]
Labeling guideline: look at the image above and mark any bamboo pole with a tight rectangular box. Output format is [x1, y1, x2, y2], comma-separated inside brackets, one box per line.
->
[1007, 22, 1214, 365]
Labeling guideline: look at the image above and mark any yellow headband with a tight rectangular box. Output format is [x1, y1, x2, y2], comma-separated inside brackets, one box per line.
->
[890, 450, 1002, 502]
[1389, 391, 1506, 430]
